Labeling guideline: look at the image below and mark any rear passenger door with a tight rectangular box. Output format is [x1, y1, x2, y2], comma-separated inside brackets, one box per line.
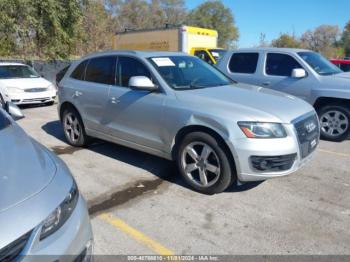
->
[225, 52, 260, 85]
[261, 53, 311, 100]
[103, 56, 165, 152]
[72, 56, 116, 131]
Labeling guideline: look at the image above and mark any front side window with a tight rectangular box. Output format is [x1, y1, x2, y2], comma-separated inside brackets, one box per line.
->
[85, 56, 116, 85]
[116, 57, 152, 87]
[298, 52, 342, 76]
[229, 53, 259, 74]
[266, 53, 303, 76]
[148, 56, 232, 90]
[0, 65, 40, 79]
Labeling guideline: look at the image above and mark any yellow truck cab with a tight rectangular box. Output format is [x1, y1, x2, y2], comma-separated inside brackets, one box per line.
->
[190, 48, 227, 65]
[113, 25, 225, 64]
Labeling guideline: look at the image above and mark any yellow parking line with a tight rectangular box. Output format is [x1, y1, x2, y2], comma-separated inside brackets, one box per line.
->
[99, 213, 174, 256]
[319, 149, 350, 158]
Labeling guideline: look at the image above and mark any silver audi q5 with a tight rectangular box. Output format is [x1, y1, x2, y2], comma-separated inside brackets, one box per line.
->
[58, 51, 320, 194]
[0, 103, 92, 261]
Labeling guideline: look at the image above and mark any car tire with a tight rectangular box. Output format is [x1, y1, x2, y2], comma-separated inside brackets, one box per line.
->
[177, 132, 235, 194]
[318, 104, 350, 142]
[62, 107, 90, 147]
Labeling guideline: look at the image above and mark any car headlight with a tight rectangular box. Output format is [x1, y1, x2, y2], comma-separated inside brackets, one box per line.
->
[238, 122, 287, 138]
[40, 181, 79, 240]
[47, 83, 57, 90]
[6, 86, 23, 93]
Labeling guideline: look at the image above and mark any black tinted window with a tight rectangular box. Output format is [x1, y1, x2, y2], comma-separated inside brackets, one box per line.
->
[117, 57, 151, 87]
[266, 53, 302, 76]
[71, 60, 88, 80]
[229, 53, 259, 74]
[85, 56, 116, 85]
[56, 65, 70, 85]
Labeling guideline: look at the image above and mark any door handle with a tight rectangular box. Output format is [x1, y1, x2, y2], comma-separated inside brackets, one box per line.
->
[110, 97, 120, 104]
[262, 82, 271, 86]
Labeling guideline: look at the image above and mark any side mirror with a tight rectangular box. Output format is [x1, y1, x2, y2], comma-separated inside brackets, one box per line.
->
[129, 76, 157, 91]
[291, 68, 306, 78]
[5, 102, 24, 120]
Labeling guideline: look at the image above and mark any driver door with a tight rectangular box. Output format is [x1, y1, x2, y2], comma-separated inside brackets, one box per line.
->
[102, 56, 166, 152]
[259, 53, 312, 101]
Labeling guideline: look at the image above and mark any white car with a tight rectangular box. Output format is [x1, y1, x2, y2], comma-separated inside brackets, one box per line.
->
[0, 62, 57, 106]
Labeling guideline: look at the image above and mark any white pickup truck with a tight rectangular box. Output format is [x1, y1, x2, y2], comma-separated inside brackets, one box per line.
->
[216, 48, 350, 141]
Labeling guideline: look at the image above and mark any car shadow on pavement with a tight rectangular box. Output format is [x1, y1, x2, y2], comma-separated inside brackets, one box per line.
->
[42, 120, 262, 194]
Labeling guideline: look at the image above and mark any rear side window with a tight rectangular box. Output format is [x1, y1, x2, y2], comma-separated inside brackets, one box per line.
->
[71, 60, 88, 80]
[229, 53, 259, 74]
[117, 57, 152, 87]
[266, 53, 302, 76]
[85, 56, 116, 85]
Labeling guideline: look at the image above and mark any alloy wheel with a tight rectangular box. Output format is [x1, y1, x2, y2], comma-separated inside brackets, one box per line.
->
[181, 142, 221, 188]
[64, 113, 81, 144]
[320, 110, 349, 137]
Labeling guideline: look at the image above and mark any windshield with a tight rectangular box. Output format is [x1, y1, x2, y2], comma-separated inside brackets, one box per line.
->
[148, 56, 233, 90]
[209, 49, 227, 62]
[298, 52, 342, 76]
[0, 65, 40, 79]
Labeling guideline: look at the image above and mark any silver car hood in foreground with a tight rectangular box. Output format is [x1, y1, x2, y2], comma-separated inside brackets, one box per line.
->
[0, 123, 56, 213]
[175, 84, 314, 123]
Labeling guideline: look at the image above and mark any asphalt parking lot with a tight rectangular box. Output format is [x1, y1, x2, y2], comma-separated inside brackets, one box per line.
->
[17, 104, 350, 256]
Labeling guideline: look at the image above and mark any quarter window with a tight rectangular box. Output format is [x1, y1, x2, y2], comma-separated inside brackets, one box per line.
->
[117, 57, 152, 87]
[266, 53, 302, 76]
[70, 60, 88, 80]
[229, 53, 259, 74]
[85, 56, 116, 85]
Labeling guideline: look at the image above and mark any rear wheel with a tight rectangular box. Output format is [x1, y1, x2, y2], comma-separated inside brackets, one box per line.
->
[62, 108, 89, 146]
[177, 132, 235, 194]
[318, 104, 350, 141]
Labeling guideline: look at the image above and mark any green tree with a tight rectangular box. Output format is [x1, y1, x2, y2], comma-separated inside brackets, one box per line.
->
[187, 0, 239, 48]
[301, 25, 341, 58]
[271, 33, 301, 48]
[341, 21, 350, 57]
[78, 0, 114, 54]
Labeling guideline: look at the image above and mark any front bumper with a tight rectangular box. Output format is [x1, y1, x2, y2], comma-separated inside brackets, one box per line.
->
[21, 195, 93, 262]
[228, 123, 317, 182]
[6, 89, 57, 105]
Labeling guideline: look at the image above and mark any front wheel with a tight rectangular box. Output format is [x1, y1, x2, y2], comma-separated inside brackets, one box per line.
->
[177, 132, 235, 194]
[318, 104, 350, 142]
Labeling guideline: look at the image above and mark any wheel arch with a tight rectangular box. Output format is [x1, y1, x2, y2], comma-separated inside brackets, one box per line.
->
[59, 101, 83, 122]
[171, 125, 237, 172]
[313, 97, 350, 111]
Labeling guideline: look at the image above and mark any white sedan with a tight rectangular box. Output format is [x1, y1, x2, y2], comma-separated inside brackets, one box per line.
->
[0, 62, 57, 106]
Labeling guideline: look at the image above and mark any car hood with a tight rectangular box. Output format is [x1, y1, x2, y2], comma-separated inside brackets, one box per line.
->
[0, 123, 56, 213]
[175, 83, 314, 123]
[319, 72, 350, 92]
[0, 77, 52, 90]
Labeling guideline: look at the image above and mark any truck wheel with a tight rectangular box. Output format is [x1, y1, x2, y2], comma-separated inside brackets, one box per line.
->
[62, 108, 90, 147]
[177, 132, 235, 194]
[318, 104, 350, 142]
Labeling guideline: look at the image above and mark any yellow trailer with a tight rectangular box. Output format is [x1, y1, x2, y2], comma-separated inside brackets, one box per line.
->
[113, 25, 224, 64]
